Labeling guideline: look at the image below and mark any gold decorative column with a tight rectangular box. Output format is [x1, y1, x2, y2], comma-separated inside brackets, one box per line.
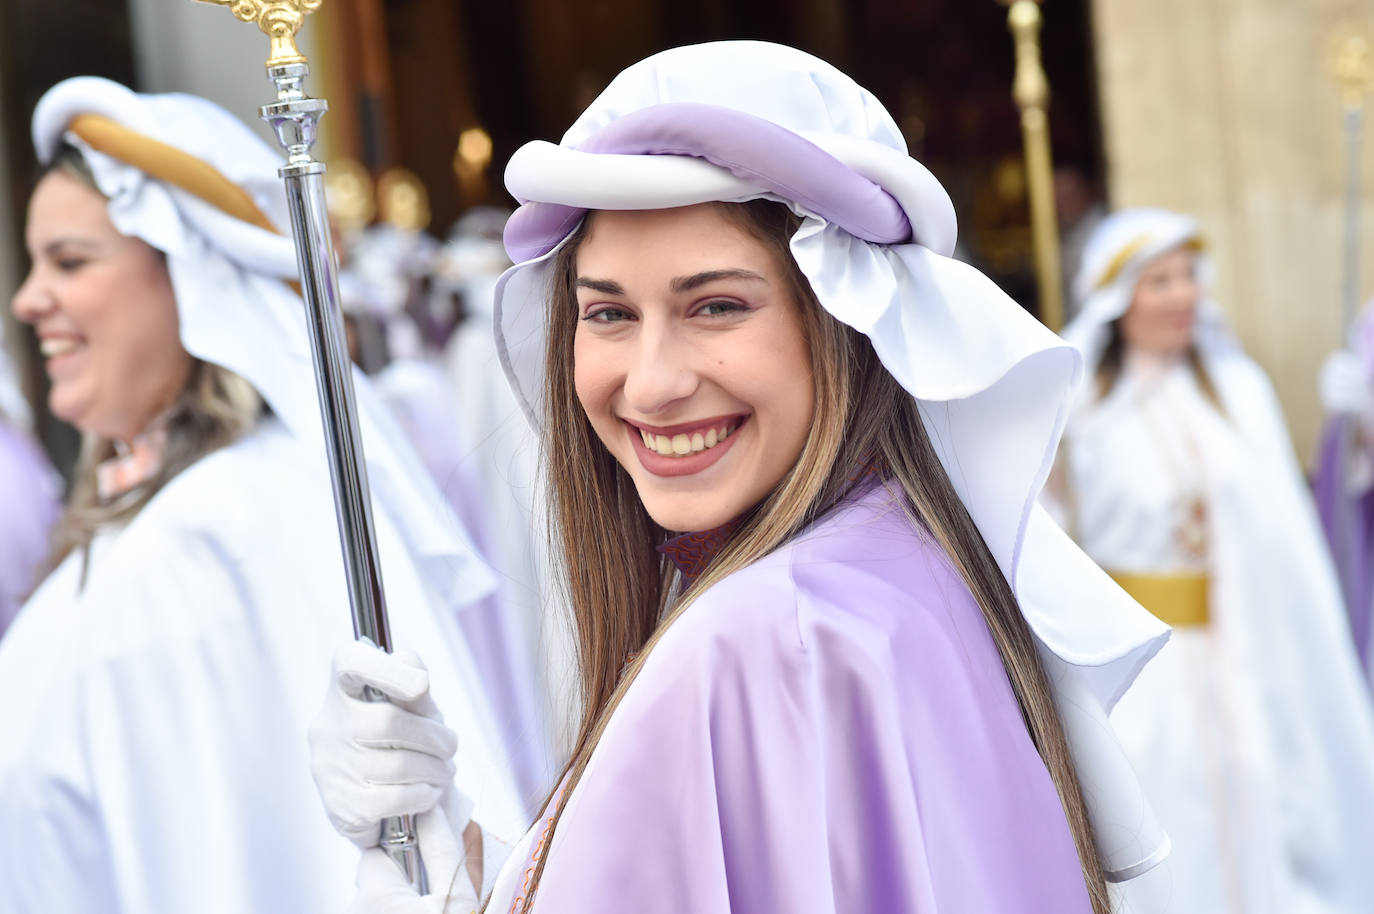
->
[1328, 27, 1374, 336]
[1002, 0, 1064, 331]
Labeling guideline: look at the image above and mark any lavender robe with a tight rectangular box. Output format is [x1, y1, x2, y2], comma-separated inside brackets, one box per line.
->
[1313, 415, 1374, 677]
[0, 422, 58, 637]
[484, 483, 1092, 912]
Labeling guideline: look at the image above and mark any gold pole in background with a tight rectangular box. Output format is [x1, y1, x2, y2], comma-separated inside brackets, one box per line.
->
[1327, 26, 1374, 339]
[1003, 0, 1064, 332]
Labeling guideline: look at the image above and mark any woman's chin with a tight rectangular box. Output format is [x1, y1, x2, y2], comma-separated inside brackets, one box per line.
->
[48, 393, 91, 434]
[635, 486, 745, 534]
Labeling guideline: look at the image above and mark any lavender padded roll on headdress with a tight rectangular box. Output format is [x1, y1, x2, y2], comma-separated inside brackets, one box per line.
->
[493, 41, 1171, 881]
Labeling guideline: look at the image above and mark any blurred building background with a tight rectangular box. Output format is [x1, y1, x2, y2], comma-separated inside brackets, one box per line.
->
[0, 0, 1370, 469]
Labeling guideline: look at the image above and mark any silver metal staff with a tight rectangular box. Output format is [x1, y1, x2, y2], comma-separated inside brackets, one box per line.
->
[195, 0, 427, 892]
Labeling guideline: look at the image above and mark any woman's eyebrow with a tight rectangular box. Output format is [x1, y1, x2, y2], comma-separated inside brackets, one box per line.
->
[40, 237, 102, 257]
[670, 269, 766, 293]
[576, 277, 624, 295]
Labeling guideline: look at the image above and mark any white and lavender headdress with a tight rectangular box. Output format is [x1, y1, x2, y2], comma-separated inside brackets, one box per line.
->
[1063, 206, 1235, 376]
[493, 41, 1171, 880]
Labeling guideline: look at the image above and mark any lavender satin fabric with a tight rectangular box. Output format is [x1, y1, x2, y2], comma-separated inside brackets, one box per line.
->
[487, 484, 1093, 913]
[503, 103, 912, 262]
[0, 423, 58, 637]
[1313, 415, 1374, 675]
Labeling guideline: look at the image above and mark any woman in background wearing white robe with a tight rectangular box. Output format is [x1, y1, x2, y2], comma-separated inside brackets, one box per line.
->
[0, 78, 526, 913]
[1049, 208, 1374, 913]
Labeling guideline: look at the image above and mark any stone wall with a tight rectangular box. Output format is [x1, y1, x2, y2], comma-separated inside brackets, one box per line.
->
[1090, 0, 1374, 462]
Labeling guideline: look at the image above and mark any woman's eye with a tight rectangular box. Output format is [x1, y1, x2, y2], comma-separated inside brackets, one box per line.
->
[55, 258, 87, 273]
[583, 307, 634, 324]
[699, 300, 748, 317]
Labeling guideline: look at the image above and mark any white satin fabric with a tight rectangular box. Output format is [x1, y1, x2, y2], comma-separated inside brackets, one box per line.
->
[1060, 357, 1374, 913]
[0, 420, 528, 913]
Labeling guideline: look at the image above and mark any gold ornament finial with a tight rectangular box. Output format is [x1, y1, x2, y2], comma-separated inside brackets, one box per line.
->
[197, 0, 322, 68]
[1329, 28, 1374, 109]
[378, 168, 431, 233]
[326, 158, 376, 237]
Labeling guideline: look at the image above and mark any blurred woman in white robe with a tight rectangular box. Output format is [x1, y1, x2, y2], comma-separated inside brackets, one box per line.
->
[0, 78, 526, 913]
[1048, 208, 1374, 914]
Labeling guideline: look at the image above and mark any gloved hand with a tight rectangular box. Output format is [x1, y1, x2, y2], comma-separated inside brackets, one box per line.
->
[345, 805, 478, 914]
[309, 640, 462, 849]
[1319, 349, 1374, 416]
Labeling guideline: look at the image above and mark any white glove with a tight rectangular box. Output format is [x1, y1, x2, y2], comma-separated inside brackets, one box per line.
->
[345, 805, 478, 914]
[1319, 349, 1374, 416]
[309, 640, 463, 849]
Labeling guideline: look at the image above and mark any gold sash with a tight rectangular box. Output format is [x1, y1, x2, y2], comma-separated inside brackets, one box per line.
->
[1107, 570, 1209, 628]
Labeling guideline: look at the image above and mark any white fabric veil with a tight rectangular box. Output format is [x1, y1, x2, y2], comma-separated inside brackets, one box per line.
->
[31, 76, 494, 611]
[492, 41, 1170, 880]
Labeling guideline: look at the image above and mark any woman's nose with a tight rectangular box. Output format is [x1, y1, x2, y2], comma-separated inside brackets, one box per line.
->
[621, 326, 699, 416]
[1173, 277, 1199, 308]
[10, 272, 54, 324]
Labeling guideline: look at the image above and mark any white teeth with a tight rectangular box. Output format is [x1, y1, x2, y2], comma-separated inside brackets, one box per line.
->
[41, 338, 80, 357]
[639, 420, 743, 457]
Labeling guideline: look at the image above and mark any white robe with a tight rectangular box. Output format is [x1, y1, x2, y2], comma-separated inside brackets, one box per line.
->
[375, 353, 558, 806]
[444, 293, 578, 762]
[0, 418, 526, 913]
[1052, 355, 1374, 914]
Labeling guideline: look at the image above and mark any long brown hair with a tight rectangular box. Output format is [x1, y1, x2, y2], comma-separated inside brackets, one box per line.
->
[513, 200, 1110, 913]
[37, 145, 263, 578]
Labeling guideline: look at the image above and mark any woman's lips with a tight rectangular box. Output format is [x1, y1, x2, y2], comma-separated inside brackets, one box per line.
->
[40, 337, 85, 378]
[625, 415, 749, 478]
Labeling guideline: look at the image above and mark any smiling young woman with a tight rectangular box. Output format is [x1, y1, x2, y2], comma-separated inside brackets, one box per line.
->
[309, 42, 1178, 914]
[0, 78, 523, 912]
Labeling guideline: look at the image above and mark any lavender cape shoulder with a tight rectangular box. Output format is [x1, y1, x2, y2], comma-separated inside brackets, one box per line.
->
[486, 483, 1092, 913]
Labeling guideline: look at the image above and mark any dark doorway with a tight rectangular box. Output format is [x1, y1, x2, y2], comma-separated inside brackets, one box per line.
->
[328, 0, 1103, 317]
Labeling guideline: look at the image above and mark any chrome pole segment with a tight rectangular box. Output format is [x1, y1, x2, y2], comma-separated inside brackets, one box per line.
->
[275, 146, 389, 647]
[259, 56, 427, 896]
